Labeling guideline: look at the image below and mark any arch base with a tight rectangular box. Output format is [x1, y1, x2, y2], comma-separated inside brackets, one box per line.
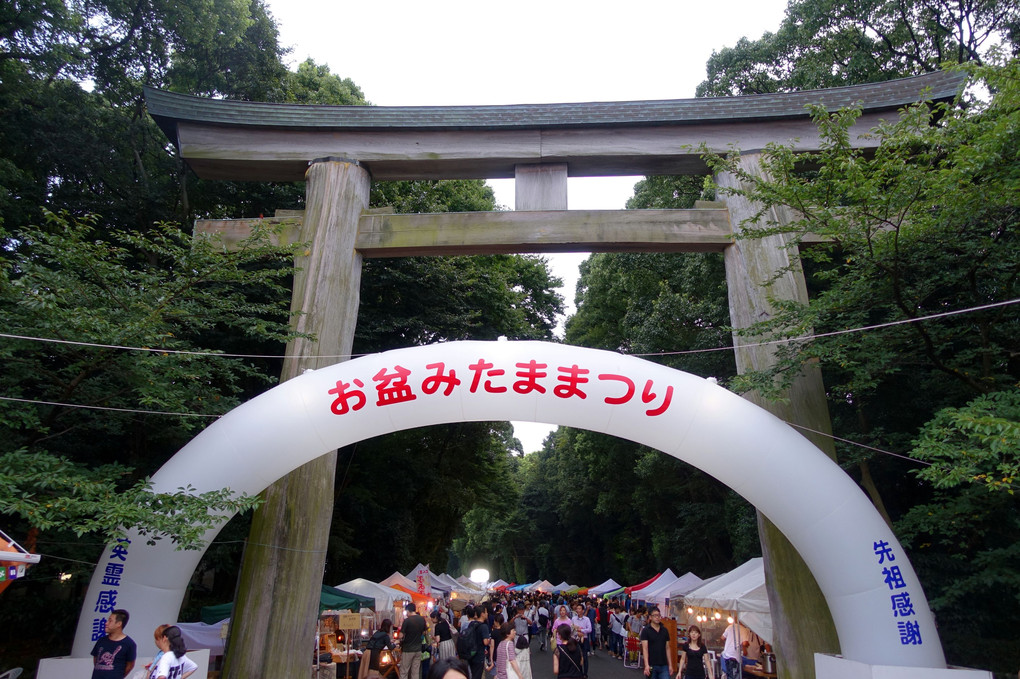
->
[815, 655, 991, 679]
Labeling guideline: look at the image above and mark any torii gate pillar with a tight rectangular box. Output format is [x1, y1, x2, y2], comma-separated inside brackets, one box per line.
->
[222, 158, 369, 679]
[719, 153, 841, 677]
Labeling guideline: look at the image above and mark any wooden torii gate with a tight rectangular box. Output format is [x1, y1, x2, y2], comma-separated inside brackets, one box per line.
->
[145, 70, 963, 679]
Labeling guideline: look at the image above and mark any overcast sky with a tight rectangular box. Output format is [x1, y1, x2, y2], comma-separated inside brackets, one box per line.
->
[263, 0, 791, 451]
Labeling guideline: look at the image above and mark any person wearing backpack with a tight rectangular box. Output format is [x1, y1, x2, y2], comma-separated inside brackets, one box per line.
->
[457, 605, 492, 679]
[536, 603, 550, 652]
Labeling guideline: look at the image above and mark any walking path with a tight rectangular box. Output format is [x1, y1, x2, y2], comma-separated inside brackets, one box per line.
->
[529, 647, 640, 679]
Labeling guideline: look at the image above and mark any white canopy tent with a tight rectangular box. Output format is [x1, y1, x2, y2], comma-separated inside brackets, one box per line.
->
[335, 577, 405, 611]
[631, 568, 679, 601]
[405, 563, 452, 597]
[681, 558, 772, 644]
[533, 580, 556, 593]
[665, 572, 705, 598]
[490, 578, 510, 589]
[455, 576, 487, 596]
[639, 570, 706, 608]
[381, 571, 419, 591]
[588, 578, 624, 596]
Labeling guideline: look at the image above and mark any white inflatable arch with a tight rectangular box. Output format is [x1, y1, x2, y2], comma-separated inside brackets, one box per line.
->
[72, 341, 944, 668]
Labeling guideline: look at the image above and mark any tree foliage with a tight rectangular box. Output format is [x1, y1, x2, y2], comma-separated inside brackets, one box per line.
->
[700, 58, 1020, 672]
[0, 212, 301, 542]
[697, 0, 1019, 96]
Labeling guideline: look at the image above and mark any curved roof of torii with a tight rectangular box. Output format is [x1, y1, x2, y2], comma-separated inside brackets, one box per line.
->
[145, 70, 965, 182]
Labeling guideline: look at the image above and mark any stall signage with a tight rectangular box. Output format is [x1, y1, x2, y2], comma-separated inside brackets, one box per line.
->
[873, 539, 923, 646]
[327, 357, 675, 417]
[416, 565, 431, 595]
[338, 613, 361, 629]
[90, 537, 131, 641]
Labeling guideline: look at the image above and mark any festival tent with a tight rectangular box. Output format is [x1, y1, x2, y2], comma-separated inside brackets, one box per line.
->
[602, 586, 625, 598]
[200, 585, 374, 625]
[639, 570, 706, 607]
[669, 572, 706, 596]
[588, 578, 623, 596]
[533, 580, 556, 593]
[405, 563, 452, 597]
[435, 572, 480, 598]
[631, 568, 678, 601]
[681, 558, 772, 644]
[455, 576, 487, 595]
[490, 578, 510, 589]
[624, 572, 662, 594]
[336, 577, 404, 611]
[552, 582, 575, 593]
[389, 582, 432, 604]
[381, 571, 419, 591]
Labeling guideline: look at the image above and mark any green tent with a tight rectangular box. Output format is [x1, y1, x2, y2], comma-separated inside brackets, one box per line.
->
[201, 585, 374, 624]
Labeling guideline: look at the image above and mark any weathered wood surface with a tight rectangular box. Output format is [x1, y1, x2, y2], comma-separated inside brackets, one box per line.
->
[515, 163, 568, 210]
[356, 209, 732, 255]
[718, 153, 841, 679]
[193, 215, 302, 250]
[176, 111, 894, 182]
[222, 160, 369, 679]
[195, 208, 734, 257]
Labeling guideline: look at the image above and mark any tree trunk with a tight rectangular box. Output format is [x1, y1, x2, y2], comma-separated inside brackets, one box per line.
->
[223, 159, 370, 679]
[718, 154, 841, 679]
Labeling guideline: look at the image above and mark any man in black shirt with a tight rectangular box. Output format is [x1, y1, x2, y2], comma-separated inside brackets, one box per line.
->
[639, 607, 674, 679]
[399, 603, 427, 679]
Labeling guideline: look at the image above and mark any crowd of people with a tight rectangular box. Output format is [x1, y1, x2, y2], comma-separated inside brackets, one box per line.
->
[377, 592, 753, 679]
[90, 595, 757, 679]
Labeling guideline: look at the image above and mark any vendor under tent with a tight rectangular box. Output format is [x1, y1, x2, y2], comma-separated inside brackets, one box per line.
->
[679, 557, 772, 645]
[588, 578, 623, 596]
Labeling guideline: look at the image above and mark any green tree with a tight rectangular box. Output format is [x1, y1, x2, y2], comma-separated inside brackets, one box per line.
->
[700, 58, 1020, 673]
[696, 0, 1019, 96]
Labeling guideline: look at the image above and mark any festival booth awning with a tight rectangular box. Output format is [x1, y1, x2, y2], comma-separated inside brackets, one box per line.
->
[200, 585, 374, 625]
[602, 586, 625, 598]
[588, 578, 623, 596]
[436, 572, 480, 598]
[389, 582, 432, 604]
[631, 568, 678, 601]
[321, 584, 376, 611]
[406, 563, 451, 597]
[624, 573, 662, 594]
[636, 570, 706, 607]
[336, 577, 405, 611]
[381, 571, 419, 591]
[681, 558, 772, 644]
[668, 572, 707, 597]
